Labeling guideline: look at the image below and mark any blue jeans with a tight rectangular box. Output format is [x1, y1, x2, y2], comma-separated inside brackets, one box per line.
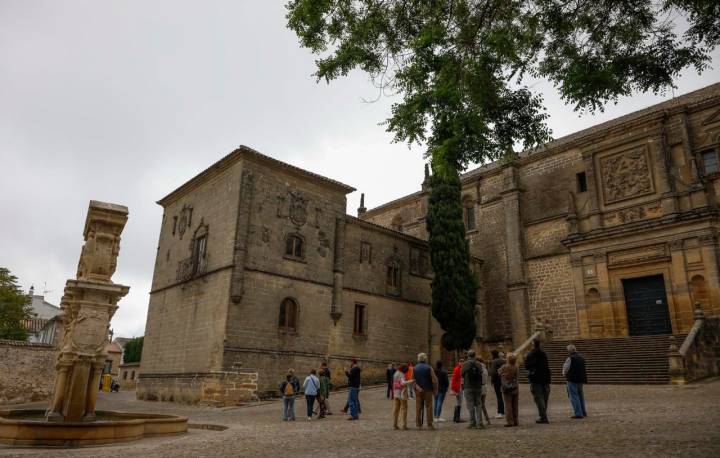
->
[348, 387, 360, 419]
[566, 382, 586, 417]
[282, 396, 295, 420]
[433, 392, 446, 418]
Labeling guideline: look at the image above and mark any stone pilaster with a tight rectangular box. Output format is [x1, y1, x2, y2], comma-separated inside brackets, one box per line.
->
[230, 169, 254, 304]
[331, 217, 346, 324]
[570, 255, 589, 337]
[654, 124, 679, 215]
[500, 164, 529, 345]
[593, 251, 616, 336]
[582, 154, 602, 230]
[669, 240, 693, 332]
[699, 233, 720, 315]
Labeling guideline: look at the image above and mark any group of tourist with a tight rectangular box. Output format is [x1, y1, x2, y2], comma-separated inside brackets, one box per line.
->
[279, 342, 588, 428]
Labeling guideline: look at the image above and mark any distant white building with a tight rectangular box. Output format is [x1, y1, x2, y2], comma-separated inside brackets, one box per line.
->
[24, 286, 61, 344]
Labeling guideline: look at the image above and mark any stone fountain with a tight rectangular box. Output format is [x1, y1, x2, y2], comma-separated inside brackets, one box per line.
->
[0, 201, 187, 447]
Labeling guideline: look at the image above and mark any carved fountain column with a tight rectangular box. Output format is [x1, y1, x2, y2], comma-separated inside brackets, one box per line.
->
[46, 201, 130, 422]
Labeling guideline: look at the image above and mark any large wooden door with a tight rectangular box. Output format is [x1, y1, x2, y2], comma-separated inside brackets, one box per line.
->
[622, 275, 672, 336]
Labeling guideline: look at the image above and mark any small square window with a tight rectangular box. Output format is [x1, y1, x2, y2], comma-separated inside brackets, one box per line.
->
[702, 151, 719, 174]
[576, 172, 588, 193]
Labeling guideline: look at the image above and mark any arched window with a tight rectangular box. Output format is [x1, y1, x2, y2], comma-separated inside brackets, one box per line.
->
[690, 275, 709, 309]
[285, 234, 304, 259]
[279, 298, 298, 331]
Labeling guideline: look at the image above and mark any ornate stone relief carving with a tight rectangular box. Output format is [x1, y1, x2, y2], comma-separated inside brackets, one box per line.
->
[177, 204, 193, 239]
[600, 148, 654, 204]
[288, 189, 307, 226]
[317, 230, 330, 257]
[602, 203, 662, 227]
[607, 244, 667, 267]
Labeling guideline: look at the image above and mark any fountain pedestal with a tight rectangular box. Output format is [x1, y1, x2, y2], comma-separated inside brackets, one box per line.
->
[0, 200, 187, 447]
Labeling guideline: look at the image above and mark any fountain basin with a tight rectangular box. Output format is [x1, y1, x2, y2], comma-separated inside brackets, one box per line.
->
[0, 409, 188, 447]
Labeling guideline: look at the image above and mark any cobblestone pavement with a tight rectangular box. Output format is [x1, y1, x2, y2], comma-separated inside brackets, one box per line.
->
[2, 380, 720, 457]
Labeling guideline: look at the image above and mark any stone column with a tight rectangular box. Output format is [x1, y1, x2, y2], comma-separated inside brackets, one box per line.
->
[45, 201, 130, 423]
[501, 164, 529, 345]
[582, 154, 602, 230]
[669, 240, 693, 332]
[83, 361, 106, 421]
[699, 233, 720, 315]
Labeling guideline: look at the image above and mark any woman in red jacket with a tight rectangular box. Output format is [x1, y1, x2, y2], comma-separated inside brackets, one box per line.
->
[450, 357, 465, 423]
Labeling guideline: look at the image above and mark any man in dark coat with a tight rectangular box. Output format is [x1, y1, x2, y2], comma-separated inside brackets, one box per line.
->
[489, 350, 505, 418]
[563, 344, 588, 419]
[525, 339, 551, 423]
[386, 363, 396, 399]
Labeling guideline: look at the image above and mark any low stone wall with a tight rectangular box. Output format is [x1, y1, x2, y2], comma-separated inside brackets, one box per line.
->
[0, 340, 57, 405]
[137, 371, 258, 407]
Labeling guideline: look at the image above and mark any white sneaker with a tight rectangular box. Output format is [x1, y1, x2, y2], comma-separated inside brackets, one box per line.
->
[307, 417, 312, 421]
[436, 417, 447, 422]
[494, 413, 504, 419]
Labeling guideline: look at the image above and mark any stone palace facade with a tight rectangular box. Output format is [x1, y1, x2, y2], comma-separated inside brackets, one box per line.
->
[138, 82, 720, 402]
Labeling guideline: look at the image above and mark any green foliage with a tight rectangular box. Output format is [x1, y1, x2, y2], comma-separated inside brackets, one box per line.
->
[123, 336, 144, 363]
[286, 0, 717, 348]
[0, 267, 32, 341]
[426, 165, 477, 350]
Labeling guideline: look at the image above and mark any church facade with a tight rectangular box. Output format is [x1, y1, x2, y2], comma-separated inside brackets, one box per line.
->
[138, 83, 720, 402]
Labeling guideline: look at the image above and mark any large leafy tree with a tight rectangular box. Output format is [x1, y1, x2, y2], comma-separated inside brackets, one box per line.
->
[0, 267, 32, 341]
[286, 0, 718, 349]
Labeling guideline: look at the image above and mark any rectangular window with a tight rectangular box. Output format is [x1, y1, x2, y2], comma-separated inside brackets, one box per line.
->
[193, 235, 208, 274]
[702, 151, 719, 174]
[465, 206, 476, 231]
[387, 265, 400, 287]
[576, 172, 588, 193]
[353, 303, 366, 335]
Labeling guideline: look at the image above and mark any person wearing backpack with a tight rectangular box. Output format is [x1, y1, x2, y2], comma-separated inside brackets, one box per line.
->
[461, 350, 485, 429]
[280, 373, 296, 421]
[303, 369, 321, 421]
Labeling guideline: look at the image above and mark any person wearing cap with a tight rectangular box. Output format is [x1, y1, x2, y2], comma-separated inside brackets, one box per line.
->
[345, 358, 362, 420]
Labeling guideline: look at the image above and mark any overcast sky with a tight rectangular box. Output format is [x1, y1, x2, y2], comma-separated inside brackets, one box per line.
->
[1, 1, 718, 338]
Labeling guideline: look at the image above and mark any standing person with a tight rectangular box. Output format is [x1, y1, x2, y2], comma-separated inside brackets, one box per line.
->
[392, 364, 413, 430]
[406, 362, 415, 400]
[461, 350, 485, 429]
[489, 350, 505, 419]
[386, 363, 396, 399]
[288, 369, 301, 395]
[280, 373, 296, 421]
[478, 357, 491, 426]
[412, 353, 438, 430]
[500, 353, 520, 427]
[450, 357, 465, 423]
[525, 339, 552, 424]
[345, 358, 361, 420]
[433, 361, 449, 422]
[563, 344, 588, 419]
[303, 369, 320, 421]
[317, 363, 331, 419]
[318, 362, 332, 415]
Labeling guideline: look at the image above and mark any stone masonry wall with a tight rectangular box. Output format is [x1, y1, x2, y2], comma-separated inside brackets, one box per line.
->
[137, 371, 258, 406]
[527, 254, 579, 339]
[0, 340, 57, 405]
